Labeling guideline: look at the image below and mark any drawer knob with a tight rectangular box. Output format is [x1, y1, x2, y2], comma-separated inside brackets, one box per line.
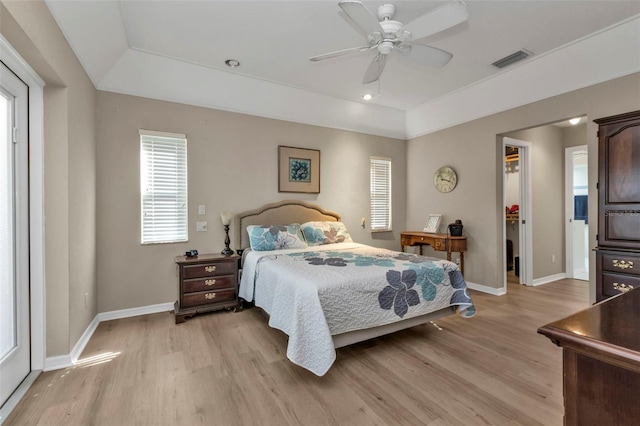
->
[204, 292, 216, 300]
[205, 279, 216, 286]
[205, 265, 217, 272]
[613, 282, 634, 293]
[612, 260, 634, 270]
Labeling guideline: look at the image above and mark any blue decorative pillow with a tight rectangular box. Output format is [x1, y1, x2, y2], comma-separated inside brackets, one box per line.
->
[301, 221, 353, 246]
[247, 224, 308, 251]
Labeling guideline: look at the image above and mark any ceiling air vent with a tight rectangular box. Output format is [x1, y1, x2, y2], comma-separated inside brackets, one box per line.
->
[492, 49, 532, 69]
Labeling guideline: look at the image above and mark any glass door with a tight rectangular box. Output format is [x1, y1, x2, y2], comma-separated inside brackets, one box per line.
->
[0, 61, 30, 408]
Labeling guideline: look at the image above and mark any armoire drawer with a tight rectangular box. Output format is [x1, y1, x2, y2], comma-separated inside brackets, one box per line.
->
[602, 272, 640, 298]
[601, 253, 639, 276]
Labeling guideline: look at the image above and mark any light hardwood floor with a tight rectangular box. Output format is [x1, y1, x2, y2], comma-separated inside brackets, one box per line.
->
[7, 279, 588, 425]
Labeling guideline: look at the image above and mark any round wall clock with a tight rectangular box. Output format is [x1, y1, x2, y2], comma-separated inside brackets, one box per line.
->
[433, 166, 458, 193]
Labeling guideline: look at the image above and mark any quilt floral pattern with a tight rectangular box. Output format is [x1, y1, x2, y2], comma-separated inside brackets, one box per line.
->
[290, 249, 476, 318]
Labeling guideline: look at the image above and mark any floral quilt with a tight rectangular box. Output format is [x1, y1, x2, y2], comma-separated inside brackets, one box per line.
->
[239, 242, 475, 376]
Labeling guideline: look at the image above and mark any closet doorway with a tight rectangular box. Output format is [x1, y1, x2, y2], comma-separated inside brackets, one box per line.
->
[565, 146, 589, 280]
[503, 137, 533, 289]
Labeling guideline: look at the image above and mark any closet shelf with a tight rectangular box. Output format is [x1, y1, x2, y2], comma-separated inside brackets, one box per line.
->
[506, 213, 519, 222]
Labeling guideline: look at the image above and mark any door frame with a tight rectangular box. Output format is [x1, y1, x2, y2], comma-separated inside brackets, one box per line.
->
[502, 137, 533, 290]
[0, 35, 45, 415]
[564, 145, 588, 279]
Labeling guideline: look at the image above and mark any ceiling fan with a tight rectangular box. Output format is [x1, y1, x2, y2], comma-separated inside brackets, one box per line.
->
[310, 1, 469, 84]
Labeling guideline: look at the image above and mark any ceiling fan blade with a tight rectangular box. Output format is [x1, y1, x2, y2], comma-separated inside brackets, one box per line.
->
[339, 1, 384, 37]
[362, 53, 387, 84]
[403, 1, 468, 41]
[402, 43, 453, 68]
[310, 45, 374, 62]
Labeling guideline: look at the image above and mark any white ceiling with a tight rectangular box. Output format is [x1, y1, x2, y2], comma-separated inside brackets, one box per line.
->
[44, 0, 640, 138]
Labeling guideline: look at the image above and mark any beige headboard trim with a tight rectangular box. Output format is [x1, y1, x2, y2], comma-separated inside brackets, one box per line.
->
[236, 200, 341, 250]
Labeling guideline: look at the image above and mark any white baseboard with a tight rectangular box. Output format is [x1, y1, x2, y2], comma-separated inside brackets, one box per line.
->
[43, 302, 174, 372]
[465, 281, 506, 296]
[98, 302, 174, 322]
[532, 273, 567, 286]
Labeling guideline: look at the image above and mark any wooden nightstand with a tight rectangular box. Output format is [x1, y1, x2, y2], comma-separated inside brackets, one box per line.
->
[174, 253, 240, 323]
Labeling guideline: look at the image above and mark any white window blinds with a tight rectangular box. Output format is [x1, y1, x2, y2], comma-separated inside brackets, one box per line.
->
[370, 157, 392, 232]
[140, 130, 188, 244]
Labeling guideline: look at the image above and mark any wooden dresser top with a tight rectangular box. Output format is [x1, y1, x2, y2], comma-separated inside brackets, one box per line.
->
[538, 287, 640, 369]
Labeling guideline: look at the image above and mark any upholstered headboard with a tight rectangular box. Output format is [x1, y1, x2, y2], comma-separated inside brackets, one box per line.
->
[236, 200, 341, 250]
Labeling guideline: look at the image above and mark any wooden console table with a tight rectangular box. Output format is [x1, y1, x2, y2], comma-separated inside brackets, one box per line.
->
[400, 231, 467, 274]
[538, 288, 640, 425]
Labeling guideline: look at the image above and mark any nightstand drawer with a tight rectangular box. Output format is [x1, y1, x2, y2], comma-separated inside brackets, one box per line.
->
[183, 261, 236, 279]
[182, 288, 236, 308]
[183, 275, 235, 293]
[601, 253, 639, 276]
[602, 272, 640, 298]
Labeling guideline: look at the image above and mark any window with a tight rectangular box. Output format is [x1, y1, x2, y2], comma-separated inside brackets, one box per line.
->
[140, 130, 188, 244]
[370, 157, 392, 232]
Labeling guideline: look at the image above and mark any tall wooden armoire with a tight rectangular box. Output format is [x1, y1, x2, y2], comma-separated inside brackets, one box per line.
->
[594, 110, 640, 302]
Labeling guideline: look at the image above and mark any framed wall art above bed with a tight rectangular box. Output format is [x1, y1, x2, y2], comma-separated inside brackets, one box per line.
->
[278, 145, 320, 193]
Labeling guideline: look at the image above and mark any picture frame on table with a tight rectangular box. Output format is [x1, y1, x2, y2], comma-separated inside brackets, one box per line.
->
[423, 214, 442, 233]
[278, 146, 320, 193]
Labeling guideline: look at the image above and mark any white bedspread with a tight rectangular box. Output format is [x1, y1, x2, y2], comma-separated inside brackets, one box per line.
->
[239, 242, 475, 376]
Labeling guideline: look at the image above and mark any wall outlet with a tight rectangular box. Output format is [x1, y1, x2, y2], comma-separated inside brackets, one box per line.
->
[551, 254, 556, 263]
[197, 221, 208, 232]
[85, 292, 88, 308]
[198, 205, 206, 215]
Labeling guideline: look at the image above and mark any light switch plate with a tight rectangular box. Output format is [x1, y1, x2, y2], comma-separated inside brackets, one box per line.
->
[197, 221, 208, 232]
[198, 205, 206, 215]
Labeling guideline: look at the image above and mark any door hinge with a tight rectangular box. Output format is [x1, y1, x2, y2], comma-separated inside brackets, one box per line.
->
[12, 127, 18, 143]
[521, 219, 526, 225]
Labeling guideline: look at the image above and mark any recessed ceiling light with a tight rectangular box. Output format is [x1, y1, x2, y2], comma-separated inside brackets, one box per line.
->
[569, 117, 581, 125]
[362, 94, 373, 101]
[225, 59, 240, 68]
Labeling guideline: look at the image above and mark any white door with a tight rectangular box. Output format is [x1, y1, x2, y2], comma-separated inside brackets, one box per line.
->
[565, 146, 589, 280]
[0, 61, 30, 408]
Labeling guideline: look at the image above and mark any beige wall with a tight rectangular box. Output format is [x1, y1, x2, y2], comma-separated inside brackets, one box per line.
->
[96, 91, 406, 312]
[407, 72, 640, 299]
[563, 122, 588, 149]
[1, 0, 97, 356]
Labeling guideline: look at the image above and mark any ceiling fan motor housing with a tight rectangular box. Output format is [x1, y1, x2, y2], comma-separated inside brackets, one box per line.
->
[377, 4, 396, 20]
[377, 20, 404, 54]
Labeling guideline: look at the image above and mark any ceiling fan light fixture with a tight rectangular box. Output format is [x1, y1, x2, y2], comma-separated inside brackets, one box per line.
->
[225, 59, 240, 68]
[377, 41, 394, 54]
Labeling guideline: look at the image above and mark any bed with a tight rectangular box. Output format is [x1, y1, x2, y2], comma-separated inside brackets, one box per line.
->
[237, 200, 475, 376]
